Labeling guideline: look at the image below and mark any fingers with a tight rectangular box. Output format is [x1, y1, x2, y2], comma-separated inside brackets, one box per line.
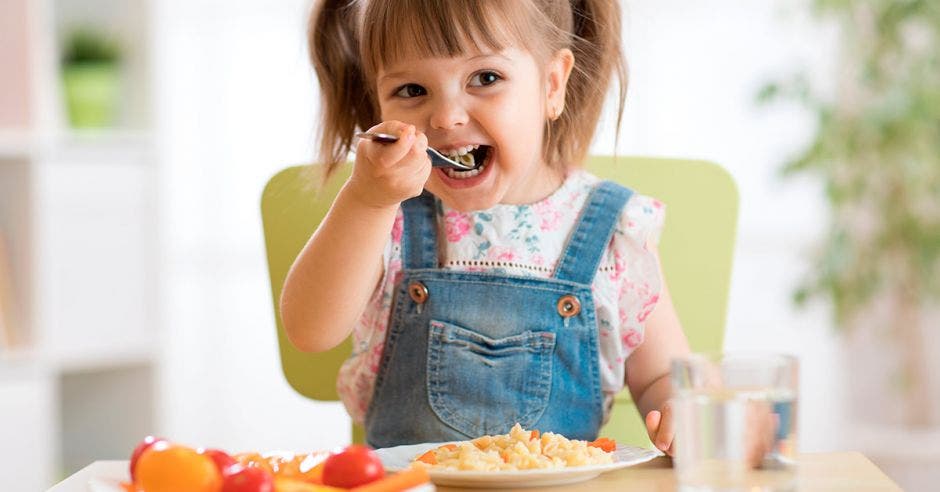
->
[653, 402, 676, 455]
[645, 404, 675, 456]
[408, 130, 431, 169]
[645, 410, 661, 444]
[744, 401, 778, 468]
[349, 121, 431, 208]
[359, 122, 416, 168]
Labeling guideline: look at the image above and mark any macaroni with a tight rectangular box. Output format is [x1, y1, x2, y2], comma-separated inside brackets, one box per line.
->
[412, 424, 614, 471]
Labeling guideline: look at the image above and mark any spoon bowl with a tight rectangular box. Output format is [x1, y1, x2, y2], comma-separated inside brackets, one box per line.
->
[355, 132, 475, 170]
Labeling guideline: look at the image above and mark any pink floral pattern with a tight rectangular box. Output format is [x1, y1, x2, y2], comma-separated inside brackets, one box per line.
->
[444, 210, 471, 242]
[336, 170, 665, 424]
[534, 200, 563, 231]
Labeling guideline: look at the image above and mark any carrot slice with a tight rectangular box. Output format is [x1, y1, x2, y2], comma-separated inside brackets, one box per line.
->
[350, 468, 431, 492]
[274, 477, 345, 492]
[530, 430, 540, 440]
[415, 450, 437, 465]
[588, 437, 617, 453]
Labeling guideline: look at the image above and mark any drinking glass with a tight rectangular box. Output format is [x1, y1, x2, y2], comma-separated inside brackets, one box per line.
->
[671, 353, 799, 491]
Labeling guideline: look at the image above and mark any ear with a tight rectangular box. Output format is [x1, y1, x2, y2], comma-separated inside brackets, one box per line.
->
[545, 48, 575, 120]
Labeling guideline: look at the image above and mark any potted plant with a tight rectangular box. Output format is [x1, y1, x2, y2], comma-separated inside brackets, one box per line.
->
[760, 0, 940, 429]
[61, 28, 122, 128]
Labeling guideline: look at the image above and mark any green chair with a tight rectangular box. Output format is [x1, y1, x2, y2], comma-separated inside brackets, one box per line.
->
[261, 156, 738, 447]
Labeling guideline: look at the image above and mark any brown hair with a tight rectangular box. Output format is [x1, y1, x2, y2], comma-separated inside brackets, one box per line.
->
[308, 0, 626, 181]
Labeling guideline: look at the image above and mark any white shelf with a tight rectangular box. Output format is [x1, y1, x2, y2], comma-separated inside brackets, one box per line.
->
[1, 343, 154, 375]
[0, 130, 37, 160]
[0, 129, 153, 162]
[0, 0, 159, 489]
[0, 348, 45, 381]
[55, 344, 155, 374]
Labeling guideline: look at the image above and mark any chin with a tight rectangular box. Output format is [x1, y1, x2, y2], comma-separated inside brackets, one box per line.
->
[436, 195, 497, 213]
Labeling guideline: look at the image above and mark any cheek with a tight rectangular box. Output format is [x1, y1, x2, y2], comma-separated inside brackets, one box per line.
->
[489, 94, 544, 140]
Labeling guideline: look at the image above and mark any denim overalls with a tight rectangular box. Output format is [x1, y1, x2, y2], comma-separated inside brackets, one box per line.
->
[365, 181, 634, 448]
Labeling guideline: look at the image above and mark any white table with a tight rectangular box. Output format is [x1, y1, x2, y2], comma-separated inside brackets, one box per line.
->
[51, 453, 902, 492]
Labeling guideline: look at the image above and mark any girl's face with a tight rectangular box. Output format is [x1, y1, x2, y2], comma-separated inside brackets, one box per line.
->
[376, 46, 571, 211]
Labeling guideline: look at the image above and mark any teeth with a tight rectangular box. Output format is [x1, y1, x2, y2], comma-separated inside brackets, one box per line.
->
[445, 144, 481, 169]
[445, 144, 479, 158]
[443, 160, 486, 179]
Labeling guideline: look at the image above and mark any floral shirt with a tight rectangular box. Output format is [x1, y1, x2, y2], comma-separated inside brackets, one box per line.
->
[336, 170, 665, 424]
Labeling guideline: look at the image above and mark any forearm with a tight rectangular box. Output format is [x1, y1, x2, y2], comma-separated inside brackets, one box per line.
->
[624, 258, 689, 417]
[280, 181, 399, 352]
[632, 373, 672, 418]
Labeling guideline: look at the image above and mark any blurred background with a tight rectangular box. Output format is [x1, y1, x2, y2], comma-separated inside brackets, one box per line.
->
[1, 0, 938, 490]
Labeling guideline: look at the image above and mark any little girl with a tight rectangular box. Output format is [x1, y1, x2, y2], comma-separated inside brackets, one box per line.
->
[281, 0, 690, 452]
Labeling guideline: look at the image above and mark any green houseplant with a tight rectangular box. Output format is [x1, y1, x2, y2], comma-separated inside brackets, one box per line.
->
[760, 0, 940, 427]
[61, 29, 122, 128]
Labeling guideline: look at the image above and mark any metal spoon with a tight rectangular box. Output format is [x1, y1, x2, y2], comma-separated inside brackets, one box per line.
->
[355, 132, 475, 170]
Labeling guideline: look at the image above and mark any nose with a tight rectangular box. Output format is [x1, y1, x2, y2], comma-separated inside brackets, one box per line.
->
[429, 97, 469, 130]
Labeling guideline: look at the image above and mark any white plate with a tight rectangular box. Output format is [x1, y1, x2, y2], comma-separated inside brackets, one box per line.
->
[374, 442, 662, 488]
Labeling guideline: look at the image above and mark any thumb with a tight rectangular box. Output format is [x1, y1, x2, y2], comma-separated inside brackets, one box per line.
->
[645, 410, 662, 440]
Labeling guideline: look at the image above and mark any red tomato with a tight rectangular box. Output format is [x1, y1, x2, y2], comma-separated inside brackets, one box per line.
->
[129, 436, 167, 482]
[222, 465, 275, 492]
[321, 445, 385, 488]
[202, 448, 238, 474]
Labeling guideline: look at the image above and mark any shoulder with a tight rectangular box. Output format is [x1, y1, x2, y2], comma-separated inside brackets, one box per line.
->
[574, 171, 666, 246]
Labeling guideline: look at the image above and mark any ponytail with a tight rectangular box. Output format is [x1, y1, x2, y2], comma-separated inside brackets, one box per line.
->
[547, 0, 627, 167]
[308, 0, 377, 180]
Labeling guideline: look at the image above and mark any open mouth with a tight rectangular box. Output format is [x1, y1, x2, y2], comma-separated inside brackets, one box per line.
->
[443, 145, 491, 179]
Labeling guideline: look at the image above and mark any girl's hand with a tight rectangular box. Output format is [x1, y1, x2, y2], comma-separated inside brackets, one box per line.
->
[645, 402, 675, 456]
[348, 121, 431, 209]
[646, 400, 779, 467]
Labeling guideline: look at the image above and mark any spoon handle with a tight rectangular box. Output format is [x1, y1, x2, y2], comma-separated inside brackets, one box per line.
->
[355, 132, 399, 144]
[355, 132, 471, 169]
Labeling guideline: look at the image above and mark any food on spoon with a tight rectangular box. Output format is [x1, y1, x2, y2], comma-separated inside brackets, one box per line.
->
[411, 423, 616, 471]
[445, 144, 489, 169]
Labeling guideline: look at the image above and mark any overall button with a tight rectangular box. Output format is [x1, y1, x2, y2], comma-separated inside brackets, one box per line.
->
[409, 281, 429, 304]
[557, 295, 581, 318]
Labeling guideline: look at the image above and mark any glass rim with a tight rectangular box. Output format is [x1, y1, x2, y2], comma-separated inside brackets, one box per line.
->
[671, 351, 799, 367]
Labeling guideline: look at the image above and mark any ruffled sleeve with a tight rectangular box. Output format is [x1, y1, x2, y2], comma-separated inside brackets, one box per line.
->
[609, 194, 666, 359]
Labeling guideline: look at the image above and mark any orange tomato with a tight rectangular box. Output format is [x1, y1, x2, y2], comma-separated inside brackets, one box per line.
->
[136, 443, 223, 492]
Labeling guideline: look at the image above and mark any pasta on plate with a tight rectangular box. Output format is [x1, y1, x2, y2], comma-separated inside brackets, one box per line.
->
[411, 424, 614, 472]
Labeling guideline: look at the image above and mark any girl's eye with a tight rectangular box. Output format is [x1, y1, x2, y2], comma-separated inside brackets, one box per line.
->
[469, 71, 501, 87]
[394, 84, 427, 98]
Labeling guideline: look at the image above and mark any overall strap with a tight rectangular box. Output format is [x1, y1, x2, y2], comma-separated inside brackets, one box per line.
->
[401, 191, 439, 270]
[553, 181, 634, 285]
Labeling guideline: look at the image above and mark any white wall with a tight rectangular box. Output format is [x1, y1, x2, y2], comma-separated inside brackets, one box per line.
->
[609, 0, 847, 453]
[152, 0, 849, 455]
[152, 0, 350, 451]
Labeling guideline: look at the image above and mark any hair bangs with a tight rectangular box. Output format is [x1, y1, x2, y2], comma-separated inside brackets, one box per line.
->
[362, 0, 541, 81]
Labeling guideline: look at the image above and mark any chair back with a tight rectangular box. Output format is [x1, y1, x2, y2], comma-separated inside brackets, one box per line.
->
[260, 156, 738, 446]
[589, 157, 738, 445]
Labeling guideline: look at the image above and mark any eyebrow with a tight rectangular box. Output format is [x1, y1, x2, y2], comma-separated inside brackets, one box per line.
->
[378, 53, 513, 84]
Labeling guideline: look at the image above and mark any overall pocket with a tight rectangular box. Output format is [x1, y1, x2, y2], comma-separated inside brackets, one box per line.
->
[427, 320, 555, 437]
